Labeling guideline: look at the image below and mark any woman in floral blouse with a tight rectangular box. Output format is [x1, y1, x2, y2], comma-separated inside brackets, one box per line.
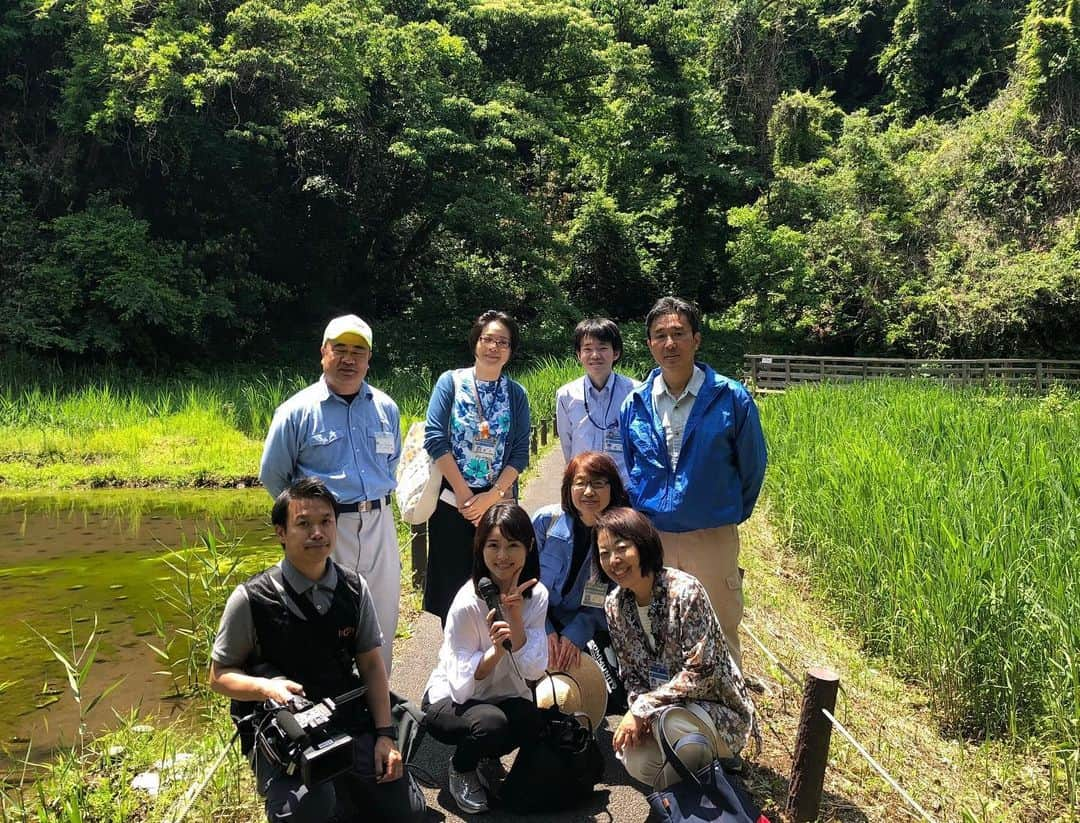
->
[423, 310, 531, 624]
[594, 507, 755, 789]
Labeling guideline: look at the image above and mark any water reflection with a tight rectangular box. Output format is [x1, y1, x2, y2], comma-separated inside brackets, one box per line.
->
[0, 490, 276, 770]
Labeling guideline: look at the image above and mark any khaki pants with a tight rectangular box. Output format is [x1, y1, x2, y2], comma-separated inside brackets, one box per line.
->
[658, 525, 743, 672]
[333, 509, 400, 676]
[621, 703, 733, 790]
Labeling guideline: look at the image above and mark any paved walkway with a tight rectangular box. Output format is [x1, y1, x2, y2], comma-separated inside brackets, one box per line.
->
[390, 447, 652, 821]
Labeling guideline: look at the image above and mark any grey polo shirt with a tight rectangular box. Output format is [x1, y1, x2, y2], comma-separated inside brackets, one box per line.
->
[211, 557, 383, 669]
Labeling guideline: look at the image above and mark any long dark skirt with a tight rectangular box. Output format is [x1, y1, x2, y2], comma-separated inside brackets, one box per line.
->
[423, 488, 488, 624]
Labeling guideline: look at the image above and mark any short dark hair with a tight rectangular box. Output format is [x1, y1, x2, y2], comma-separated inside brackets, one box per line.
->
[593, 507, 665, 584]
[572, 318, 623, 361]
[471, 502, 540, 598]
[561, 451, 629, 516]
[468, 310, 520, 356]
[646, 296, 701, 338]
[271, 477, 338, 530]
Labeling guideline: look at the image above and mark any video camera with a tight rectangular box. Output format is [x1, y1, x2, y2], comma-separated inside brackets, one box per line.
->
[255, 685, 367, 787]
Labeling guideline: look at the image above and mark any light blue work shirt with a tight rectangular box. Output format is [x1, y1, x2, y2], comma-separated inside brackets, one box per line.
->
[555, 372, 635, 485]
[259, 376, 401, 503]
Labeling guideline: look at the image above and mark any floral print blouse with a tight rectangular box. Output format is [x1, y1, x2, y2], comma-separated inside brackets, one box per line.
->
[605, 566, 754, 755]
[449, 368, 511, 487]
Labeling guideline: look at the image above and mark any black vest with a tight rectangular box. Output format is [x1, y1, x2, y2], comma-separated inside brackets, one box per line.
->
[231, 562, 370, 735]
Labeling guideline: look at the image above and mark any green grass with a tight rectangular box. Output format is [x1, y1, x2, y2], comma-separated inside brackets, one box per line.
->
[761, 381, 1079, 802]
[0, 360, 583, 490]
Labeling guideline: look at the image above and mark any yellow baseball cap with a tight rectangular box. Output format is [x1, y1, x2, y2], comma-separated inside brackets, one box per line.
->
[322, 314, 373, 348]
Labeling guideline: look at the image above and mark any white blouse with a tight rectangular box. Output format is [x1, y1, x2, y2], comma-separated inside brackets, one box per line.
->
[425, 580, 549, 704]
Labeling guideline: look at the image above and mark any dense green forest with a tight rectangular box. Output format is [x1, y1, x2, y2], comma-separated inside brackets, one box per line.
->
[1, 0, 1077, 368]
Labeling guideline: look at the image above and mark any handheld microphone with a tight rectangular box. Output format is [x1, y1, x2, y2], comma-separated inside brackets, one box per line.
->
[477, 576, 513, 651]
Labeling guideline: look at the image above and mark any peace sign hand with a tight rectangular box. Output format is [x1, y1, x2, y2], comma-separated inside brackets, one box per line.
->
[501, 578, 538, 619]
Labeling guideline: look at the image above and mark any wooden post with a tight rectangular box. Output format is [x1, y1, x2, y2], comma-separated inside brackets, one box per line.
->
[1036, 361, 1044, 392]
[785, 358, 792, 388]
[750, 356, 758, 388]
[410, 523, 427, 589]
[540, 418, 548, 447]
[786, 667, 840, 822]
[531, 427, 538, 456]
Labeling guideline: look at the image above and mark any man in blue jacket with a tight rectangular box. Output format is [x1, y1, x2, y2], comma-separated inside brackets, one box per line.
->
[620, 297, 766, 671]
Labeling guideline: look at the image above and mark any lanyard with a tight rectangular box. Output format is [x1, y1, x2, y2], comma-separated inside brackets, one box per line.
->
[471, 369, 501, 434]
[582, 375, 617, 431]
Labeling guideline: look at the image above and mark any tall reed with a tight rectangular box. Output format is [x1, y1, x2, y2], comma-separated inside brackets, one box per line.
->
[762, 381, 1079, 798]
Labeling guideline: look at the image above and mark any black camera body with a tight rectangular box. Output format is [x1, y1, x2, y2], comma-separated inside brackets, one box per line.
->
[256, 693, 360, 787]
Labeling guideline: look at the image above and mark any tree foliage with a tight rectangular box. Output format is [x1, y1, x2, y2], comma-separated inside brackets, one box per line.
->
[1, 0, 1077, 366]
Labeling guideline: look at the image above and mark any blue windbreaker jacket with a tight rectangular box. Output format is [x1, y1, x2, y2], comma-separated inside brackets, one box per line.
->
[531, 505, 608, 649]
[619, 363, 767, 533]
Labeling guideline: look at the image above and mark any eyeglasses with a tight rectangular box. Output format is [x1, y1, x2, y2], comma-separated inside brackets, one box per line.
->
[479, 335, 511, 350]
[571, 478, 610, 491]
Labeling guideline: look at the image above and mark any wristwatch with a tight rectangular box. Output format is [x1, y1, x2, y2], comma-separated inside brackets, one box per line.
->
[375, 726, 396, 740]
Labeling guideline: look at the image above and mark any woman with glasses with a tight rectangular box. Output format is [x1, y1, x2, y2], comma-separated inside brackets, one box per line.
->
[594, 507, 755, 791]
[531, 451, 629, 713]
[423, 310, 531, 624]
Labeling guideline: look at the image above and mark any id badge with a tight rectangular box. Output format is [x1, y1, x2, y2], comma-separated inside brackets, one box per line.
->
[472, 436, 497, 462]
[648, 661, 671, 690]
[374, 432, 395, 455]
[581, 581, 608, 609]
[602, 427, 623, 454]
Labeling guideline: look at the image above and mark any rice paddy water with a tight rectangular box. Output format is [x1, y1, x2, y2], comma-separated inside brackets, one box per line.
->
[0, 491, 273, 769]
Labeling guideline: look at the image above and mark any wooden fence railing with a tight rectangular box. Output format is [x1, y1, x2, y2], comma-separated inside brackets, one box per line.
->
[744, 355, 1080, 392]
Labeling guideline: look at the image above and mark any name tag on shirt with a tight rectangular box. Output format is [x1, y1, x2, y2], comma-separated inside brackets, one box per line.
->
[374, 432, 395, 455]
[603, 427, 623, 454]
[472, 437, 497, 464]
[648, 661, 671, 689]
[581, 581, 607, 609]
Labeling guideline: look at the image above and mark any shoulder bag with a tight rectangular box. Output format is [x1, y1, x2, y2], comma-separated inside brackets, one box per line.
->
[500, 672, 605, 812]
[395, 420, 442, 525]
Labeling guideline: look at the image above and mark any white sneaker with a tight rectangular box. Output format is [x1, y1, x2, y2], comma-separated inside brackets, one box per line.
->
[448, 760, 489, 814]
[475, 756, 508, 798]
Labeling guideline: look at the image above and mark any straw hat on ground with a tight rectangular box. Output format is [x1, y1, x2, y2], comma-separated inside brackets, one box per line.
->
[656, 702, 723, 770]
[535, 653, 609, 732]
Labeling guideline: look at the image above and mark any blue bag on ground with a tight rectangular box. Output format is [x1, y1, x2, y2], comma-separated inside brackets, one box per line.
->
[647, 713, 769, 823]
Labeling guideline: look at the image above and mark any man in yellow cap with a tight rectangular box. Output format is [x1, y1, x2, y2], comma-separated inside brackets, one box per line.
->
[260, 314, 402, 674]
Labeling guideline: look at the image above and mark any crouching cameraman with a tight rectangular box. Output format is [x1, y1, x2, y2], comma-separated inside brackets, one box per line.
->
[209, 478, 425, 823]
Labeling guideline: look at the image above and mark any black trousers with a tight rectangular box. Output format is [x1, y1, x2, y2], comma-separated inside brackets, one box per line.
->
[422, 695, 542, 772]
[423, 486, 489, 624]
[252, 732, 426, 823]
